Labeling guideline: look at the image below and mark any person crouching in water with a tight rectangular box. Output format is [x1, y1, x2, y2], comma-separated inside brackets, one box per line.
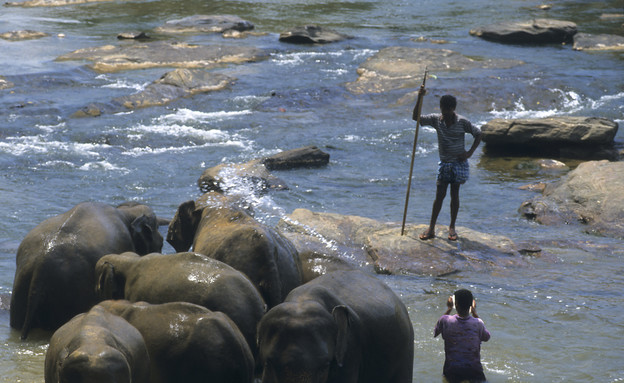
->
[434, 289, 491, 383]
[413, 89, 482, 241]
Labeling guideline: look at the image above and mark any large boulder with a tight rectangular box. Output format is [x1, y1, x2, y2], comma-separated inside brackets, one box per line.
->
[573, 33, 624, 51]
[481, 116, 619, 160]
[57, 41, 267, 73]
[519, 160, 624, 239]
[154, 15, 254, 35]
[279, 25, 351, 44]
[345, 46, 521, 94]
[262, 145, 329, 170]
[73, 69, 234, 116]
[469, 19, 577, 44]
[278, 209, 527, 277]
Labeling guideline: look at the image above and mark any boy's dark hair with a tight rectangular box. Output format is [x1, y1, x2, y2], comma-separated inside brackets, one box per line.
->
[454, 289, 474, 312]
[440, 95, 457, 110]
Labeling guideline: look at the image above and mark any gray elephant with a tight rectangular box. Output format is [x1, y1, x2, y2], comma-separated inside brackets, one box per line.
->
[95, 251, 265, 357]
[98, 300, 255, 383]
[167, 192, 303, 308]
[257, 270, 414, 383]
[10, 201, 167, 339]
[45, 305, 150, 383]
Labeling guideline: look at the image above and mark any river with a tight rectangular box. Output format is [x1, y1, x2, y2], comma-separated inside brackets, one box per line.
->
[1, 0, 623, 381]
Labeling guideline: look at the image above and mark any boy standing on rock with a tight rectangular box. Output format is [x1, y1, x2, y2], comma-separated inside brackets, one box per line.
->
[413, 89, 481, 241]
[435, 289, 491, 383]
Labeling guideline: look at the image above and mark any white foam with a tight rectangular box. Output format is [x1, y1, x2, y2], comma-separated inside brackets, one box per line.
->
[157, 108, 251, 123]
[0, 136, 108, 157]
[132, 123, 231, 141]
[78, 161, 128, 173]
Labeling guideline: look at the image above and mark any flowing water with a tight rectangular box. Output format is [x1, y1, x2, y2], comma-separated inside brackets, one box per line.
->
[1, 0, 623, 381]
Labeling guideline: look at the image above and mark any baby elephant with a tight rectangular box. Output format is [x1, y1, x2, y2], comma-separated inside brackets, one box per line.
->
[98, 300, 255, 383]
[257, 270, 414, 383]
[45, 305, 150, 383]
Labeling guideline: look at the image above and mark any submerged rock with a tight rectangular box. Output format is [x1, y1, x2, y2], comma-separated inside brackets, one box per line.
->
[519, 160, 624, 239]
[481, 116, 619, 160]
[0, 76, 14, 90]
[573, 33, 624, 51]
[73, 69, 234, 116]
[154, 15, 254, 35]
[0, 30, 48, 40]
[469, 18, 577, 44]
[57, 41, 267, 73]
[117, 31, 149, 40]
[345, 46, 522, 94]
[279, 25, 351, 44]
[278, 209, 527, 277]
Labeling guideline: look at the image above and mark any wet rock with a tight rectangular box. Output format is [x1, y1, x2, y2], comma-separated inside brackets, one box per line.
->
[278, 209, 526, 277]
[117, 31, 149, 40]
[5, 0, 116, 6]
[345, 46, 522, 94]
[198, 160, 288, 194]
[469, 19, 577, 44]
[519, 160, 624, 239]
[154, 15, 254, 35]
[519, 182, 547, 193]
[57, 41, 267, 73]
[279, 25, 352, 44]
[0, 30, 48, 40]
[73, 69, 234, 116]
[481, 116, 620, 160]
[262, 145, 330, 170]
[0, 76, 14, 90]
[573, 33, 624, 51]
[198, 146, 331, 194]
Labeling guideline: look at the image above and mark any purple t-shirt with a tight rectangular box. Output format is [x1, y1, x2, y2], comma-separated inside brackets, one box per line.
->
[434, 314, 491, 378]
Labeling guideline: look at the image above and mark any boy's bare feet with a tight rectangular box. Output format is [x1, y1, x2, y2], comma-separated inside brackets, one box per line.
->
[448, 228, 458, 241]
[419, 229, 435, 240]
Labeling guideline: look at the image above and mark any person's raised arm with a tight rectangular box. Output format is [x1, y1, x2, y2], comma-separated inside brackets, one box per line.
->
[412, 86, 427, 121]
[470, 299, 479, 319]
[443, 295, 453, 316]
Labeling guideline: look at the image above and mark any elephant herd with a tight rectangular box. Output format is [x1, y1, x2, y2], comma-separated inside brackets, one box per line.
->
[9, 191, 415, 383]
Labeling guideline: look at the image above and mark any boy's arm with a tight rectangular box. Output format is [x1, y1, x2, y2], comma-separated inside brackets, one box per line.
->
[412, 86, 426, 121]
[457, 127, 482, 161]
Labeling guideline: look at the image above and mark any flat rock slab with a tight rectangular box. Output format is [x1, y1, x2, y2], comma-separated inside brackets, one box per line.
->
[279, 25, 351, 44]
[0, 30, 48, 40]
[73, 69, 234, 116]
[154, 15, 254, 34]
[470, 18, 577, 44]
[573, 33, 624, 51]
[278, 209, 527, 277]
[57, 41, 267, 73]
[519, 160, 624, 239]
[481, 116, 619, 160]
[345, 46, 522, 94]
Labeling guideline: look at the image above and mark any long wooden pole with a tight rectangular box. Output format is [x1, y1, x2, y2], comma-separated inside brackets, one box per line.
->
[401, 69, 428, 236]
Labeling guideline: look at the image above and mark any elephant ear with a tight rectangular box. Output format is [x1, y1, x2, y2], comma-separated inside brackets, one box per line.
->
[130, 215, 157, 255]
[332, 305, 353, 367]
[166, 200, 201, 252]
[97, 262, 121, 300]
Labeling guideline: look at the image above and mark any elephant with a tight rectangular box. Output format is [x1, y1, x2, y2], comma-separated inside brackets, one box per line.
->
[167, 192, 303, 308]
[10, 201, 167, 339]
[45, 305, 150, 383]
[98, 300, 255, 383]
[95, 251, 266, 358]
[257, 270, 414, 383]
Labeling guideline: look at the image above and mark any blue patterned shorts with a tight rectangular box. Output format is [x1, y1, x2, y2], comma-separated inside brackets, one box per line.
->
[437, 161, 469, 184]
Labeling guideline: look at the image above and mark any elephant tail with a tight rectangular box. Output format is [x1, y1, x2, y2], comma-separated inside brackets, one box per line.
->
[20, 263, 46, 340]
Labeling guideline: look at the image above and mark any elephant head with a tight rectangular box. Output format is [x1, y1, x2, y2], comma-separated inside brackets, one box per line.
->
[117, 202, 167, 255]
[166, 200, 202, 252]
[257, 300, 361, 383]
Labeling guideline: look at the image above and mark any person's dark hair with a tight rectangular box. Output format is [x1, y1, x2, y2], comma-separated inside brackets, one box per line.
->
[440, 95, 457, 110]
[454, 289, 473, 312]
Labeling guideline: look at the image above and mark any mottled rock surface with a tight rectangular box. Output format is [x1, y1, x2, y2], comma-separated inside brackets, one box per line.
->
[154, 15, 254, 35]
[573, 33, 624, 51]
[0, 30, 48, 40]
[279, 25, 351, 44]
[470, 18, 577, 44]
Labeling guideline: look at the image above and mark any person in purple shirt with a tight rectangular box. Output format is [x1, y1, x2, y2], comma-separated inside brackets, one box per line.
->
[434, 289, 491, 383]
